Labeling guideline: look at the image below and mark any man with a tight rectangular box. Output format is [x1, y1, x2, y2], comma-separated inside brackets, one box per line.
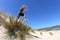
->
[16, 5, 26, 20]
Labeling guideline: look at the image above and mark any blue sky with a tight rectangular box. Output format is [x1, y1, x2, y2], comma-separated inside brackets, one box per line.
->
[0, 0, 60, 29]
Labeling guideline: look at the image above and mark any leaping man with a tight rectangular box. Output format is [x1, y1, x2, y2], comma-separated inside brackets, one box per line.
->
[16, 5, 26, 21]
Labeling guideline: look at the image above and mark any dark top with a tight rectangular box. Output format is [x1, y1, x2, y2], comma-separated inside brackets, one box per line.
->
[19, 8, 24, 13]
[18, 8, 24, 16]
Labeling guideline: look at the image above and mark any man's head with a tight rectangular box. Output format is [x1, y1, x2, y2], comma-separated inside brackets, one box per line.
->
[21, 5, 28, 9]
[21, 5, 25, 9]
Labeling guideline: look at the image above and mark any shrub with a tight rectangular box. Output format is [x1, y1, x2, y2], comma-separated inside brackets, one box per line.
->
[49, 32, 53, 35]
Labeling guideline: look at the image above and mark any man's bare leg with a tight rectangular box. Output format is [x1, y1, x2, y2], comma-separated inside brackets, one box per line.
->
[24, 13, 26, 20]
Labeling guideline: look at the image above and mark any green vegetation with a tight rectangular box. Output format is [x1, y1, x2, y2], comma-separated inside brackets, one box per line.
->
[0, 13, 32, 40]
[49, 32, 53, 35]
[40, 32, 43, 35]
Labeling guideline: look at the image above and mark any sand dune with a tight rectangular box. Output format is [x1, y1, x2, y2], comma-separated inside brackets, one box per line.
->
[0, 25, 60, 40]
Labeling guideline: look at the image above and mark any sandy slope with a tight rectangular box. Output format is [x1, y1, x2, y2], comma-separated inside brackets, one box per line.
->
[29, 30, 60, 40]
[0, 25, 60, 40]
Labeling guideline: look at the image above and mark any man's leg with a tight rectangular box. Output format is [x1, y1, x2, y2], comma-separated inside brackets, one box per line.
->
[16, 14, 20, 20]
[24, 13, 26, 19]
[24, 13, 26, 20]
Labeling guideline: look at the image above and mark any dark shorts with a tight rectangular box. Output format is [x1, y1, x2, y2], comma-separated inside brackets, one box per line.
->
[17, 13, 24, 19]
[19, 13, 24, 16]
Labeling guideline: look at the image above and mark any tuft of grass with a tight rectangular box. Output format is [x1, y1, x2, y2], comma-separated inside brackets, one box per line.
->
[0, 13, 32, 40]
[0, 13, 35, 40]
[49, 32, 53, 35]
[40, 32, 43, 35]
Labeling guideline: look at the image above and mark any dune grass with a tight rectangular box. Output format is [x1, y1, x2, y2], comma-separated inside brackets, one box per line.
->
[49, 32, 53, 35]
[0, 13, 32, 40]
